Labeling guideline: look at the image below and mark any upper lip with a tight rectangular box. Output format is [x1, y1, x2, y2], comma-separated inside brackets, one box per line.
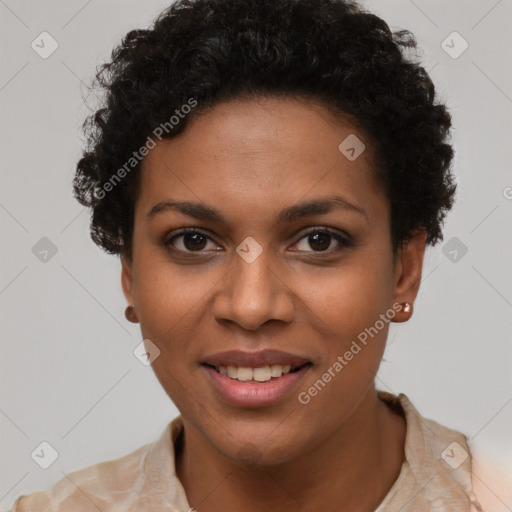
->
[202, 349, 311, 368]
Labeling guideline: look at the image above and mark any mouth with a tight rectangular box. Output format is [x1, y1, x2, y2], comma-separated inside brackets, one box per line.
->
[203, 362, 311, 383]
[201, 350, 313, 408]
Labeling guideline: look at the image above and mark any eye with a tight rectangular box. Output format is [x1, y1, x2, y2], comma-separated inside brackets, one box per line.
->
[292, 228, 353, 253]
[164, 227, 353, 256]
[165, 228, 219, 253]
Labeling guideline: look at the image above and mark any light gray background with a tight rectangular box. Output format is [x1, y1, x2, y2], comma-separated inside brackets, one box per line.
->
[1, 0, 511, 509]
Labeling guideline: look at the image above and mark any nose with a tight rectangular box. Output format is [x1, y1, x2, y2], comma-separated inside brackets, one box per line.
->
[211, 248, 295, 331]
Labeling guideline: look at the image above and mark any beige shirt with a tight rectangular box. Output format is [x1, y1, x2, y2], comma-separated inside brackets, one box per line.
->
[8, 393, 510, 511]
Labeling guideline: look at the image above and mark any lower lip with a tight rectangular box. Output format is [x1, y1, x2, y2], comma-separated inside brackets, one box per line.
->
[203, 365, 311, 408]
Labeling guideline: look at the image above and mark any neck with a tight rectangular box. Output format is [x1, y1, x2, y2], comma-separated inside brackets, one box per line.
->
[175, 389, 406, 512]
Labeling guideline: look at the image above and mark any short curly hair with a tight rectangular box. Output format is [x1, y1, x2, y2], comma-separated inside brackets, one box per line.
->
[74, 0, 456, 260]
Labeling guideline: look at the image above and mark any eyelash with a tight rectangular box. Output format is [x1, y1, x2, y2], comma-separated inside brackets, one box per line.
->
[163, 227, 354, 256]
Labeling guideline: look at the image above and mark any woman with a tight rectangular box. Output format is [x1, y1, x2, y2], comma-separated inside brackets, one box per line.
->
[9, 0, 507, 510]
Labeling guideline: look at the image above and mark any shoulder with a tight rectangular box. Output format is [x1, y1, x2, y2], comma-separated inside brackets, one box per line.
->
[8, 442, 152, 511]
[8, 417, 184, 512]
[469, 444, 512, 512]
[381, 393, 480, 510]
[392, 393, 511, 512]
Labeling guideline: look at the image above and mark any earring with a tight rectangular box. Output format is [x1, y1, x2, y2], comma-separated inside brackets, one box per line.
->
[125, 304, 138, 323]
[402, 302, 413, 314]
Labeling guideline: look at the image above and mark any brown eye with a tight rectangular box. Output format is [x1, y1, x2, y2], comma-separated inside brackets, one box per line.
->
[165, 229, 218, 253]
[307, 232, 331, 251]
[181, 232, 208, 251]
[293, 229, 353, 253]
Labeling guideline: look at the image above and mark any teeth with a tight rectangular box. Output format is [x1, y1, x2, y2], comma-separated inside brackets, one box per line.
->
[270, 364, 283, 377]
[219, 364, 295, 382]
[269, 364, 292, 377]
[253, 366, 271, 382]
[237, 367, 253, 381]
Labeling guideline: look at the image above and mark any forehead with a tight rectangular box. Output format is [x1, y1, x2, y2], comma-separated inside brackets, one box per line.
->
[137, 96, 386, 224]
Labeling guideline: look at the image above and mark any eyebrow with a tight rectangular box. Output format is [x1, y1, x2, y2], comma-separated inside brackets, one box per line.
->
[147, 195, 367, 224]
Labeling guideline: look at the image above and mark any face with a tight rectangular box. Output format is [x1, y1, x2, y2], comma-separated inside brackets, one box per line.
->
[122, 96, 424, 465]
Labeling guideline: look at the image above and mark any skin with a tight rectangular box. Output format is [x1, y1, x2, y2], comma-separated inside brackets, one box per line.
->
[121, 96, 427, 512]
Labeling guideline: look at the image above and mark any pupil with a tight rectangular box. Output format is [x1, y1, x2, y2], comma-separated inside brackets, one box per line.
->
[181, 232, 332, 252]
[309, 232, 330, 251]
[184, 233, 207, 251]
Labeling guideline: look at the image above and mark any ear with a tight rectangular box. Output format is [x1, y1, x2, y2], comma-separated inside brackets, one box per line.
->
[392, 230, 427, 322]
[121, 254, 135, 306]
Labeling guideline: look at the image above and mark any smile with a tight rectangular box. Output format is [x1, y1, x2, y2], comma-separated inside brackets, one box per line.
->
[205, 363, 306, 383]
[201, 349, 313, 408]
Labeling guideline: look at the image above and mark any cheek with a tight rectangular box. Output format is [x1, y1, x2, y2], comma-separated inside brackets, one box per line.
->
[131, 248, 215, 362]
[296, 246, 394, 391]
[304, 250, 394, 342]
[295, 285, 391, 434]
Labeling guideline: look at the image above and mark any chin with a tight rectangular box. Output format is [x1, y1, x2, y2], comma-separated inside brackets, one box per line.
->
[204, 417, 310, 467]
